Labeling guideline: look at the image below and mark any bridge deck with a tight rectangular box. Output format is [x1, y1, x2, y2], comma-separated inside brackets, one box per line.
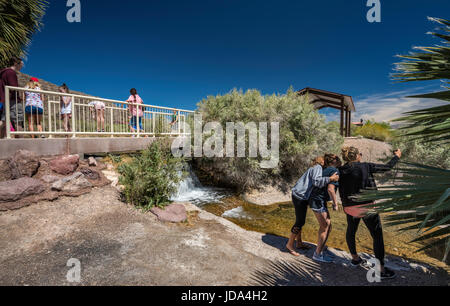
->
[0, 137, 171, 159]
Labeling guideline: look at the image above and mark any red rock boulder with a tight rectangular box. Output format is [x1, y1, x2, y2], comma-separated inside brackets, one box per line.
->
[50, 155, 80, 175]
[150, 204, 187, 223]
[8, 150, 40, 179]
[0, 177, 45, 203]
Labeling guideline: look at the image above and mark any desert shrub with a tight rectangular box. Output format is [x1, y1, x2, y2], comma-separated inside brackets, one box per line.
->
[392, 130, 450, 170]
[117, 141, 184, 209]
[353, 120, 394, 142]
[193, 88, 344, 192]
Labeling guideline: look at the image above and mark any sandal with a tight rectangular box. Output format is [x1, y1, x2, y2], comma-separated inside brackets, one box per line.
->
[285, 246, 300, 257]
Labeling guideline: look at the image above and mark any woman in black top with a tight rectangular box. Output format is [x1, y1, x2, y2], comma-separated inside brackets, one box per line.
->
[339, 146, 401, 280]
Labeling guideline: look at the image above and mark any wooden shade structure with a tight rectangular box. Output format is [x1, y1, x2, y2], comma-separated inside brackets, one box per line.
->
[298, 88, 356, 137]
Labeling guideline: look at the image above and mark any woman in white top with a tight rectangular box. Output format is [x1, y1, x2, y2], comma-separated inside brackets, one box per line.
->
[88, 100, 106, 132]
[59, 83, 72, 133]
[24, 77, 44, 138]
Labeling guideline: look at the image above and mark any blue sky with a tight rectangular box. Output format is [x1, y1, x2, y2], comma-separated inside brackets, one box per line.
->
[22, 0, 450, 122]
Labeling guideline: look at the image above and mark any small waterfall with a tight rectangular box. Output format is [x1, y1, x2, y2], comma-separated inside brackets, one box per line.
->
[171, 164, 229, 205]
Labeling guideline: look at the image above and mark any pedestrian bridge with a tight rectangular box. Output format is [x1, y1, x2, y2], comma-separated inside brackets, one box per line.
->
[0, 86, 193, 158]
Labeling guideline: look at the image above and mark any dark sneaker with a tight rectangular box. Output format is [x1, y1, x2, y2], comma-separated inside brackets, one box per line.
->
[381, 267, 396, 280]
[351, 257, 369, 268]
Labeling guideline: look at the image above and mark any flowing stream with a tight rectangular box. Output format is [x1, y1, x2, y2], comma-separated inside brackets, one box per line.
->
[170, 165, 230, 205]
[171, 165, 447, 268]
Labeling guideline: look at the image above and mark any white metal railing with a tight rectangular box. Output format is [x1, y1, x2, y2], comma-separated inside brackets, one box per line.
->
[4, 86, 194, 139]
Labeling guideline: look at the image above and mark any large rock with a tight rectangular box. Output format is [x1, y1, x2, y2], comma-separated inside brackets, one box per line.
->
[52, 172, 93, 192]
[88, 157, 98, 167]
[80, 167, 100, 180]
[0, 177, 45, 202]
[41, 175, 60, 184]
[8, 150, 40, 179]
[50, 155, 80, 175]
[150, 204, 187, 223]
[0, 160, 12, 182]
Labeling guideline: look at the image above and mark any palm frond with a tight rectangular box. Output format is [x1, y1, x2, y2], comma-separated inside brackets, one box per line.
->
[0, 0, 48, 67]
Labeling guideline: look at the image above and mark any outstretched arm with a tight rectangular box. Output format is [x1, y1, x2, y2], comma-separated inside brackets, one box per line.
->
[368, 150, 402, 174]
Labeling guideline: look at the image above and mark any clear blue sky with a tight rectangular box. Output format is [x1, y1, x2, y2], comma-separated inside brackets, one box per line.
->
[23, 0, 450, 120]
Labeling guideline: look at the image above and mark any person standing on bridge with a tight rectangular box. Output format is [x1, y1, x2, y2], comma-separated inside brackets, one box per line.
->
[24, 77, 45, 138]
[59, 83, 72, 134]
[0, 56, 24, 138]
[127, 88, 144, 135]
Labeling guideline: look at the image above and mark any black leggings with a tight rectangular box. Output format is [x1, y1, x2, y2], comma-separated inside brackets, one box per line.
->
[346, 213, 385, 265]
[291, 196, 308, 235]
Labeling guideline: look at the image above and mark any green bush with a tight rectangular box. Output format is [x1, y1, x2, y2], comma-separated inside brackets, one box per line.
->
[194, 88, 344, 192]
[392, 130, 450, 170]
[354, 120, 394, 142]
[117, 141, 184, 210]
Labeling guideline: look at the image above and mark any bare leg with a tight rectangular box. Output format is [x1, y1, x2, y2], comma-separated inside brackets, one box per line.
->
[28, 114, 34, 138]
[37, 114, 43, 133]
[286, 233, 300, 256]
[0, 121, 5, 138]
[100, 109, 105, 131]
[314, 211, 331, 255]
[96, 109, 100, 131]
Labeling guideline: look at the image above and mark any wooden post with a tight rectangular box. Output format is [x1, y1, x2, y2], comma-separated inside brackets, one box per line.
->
[340, 99, 345, 137]
[347, 111, 352, 137]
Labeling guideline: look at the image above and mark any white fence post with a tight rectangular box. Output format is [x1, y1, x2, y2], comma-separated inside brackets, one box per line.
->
[5, 87, 11, 139]
[71, 96, 76, 138]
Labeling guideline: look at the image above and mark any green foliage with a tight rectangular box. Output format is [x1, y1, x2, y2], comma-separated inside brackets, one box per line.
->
[117, 141, 184, 210]
[353, 120, 394, 142]
[0, 0, 47, 67]
[365, 17, 450, 261]
[392, 130, 450, 170]
[392, 17, 450, 84]
[194, 88, 344, 191]
[361, 163, 450, 262]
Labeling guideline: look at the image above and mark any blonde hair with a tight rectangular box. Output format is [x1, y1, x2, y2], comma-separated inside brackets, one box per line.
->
[342, 146, 360, 163]
[26, 81, 40, 89]
[311, 156, 324, 166]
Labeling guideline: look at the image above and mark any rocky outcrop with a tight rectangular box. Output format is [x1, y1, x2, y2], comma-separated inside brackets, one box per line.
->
[52, 172, 93, 192]
[0, 178, 45, 203]
[150, 204, 187, 223]
[80, 168, 100, 180]
[8, 150, 40, 179]
[88, 157, 98, 167]
[0, 160, 12, 182]
[49, 155, 80, 175]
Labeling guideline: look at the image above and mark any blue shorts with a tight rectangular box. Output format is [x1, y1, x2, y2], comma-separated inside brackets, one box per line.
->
[25, 106, 44, 115]
[130, 116, 143, 130]
[309, 197, 329, 214]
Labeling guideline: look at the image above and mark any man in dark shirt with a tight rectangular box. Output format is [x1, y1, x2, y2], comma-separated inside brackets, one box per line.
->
[0, 56, 24, 138]
[339, 147, 401, 280]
